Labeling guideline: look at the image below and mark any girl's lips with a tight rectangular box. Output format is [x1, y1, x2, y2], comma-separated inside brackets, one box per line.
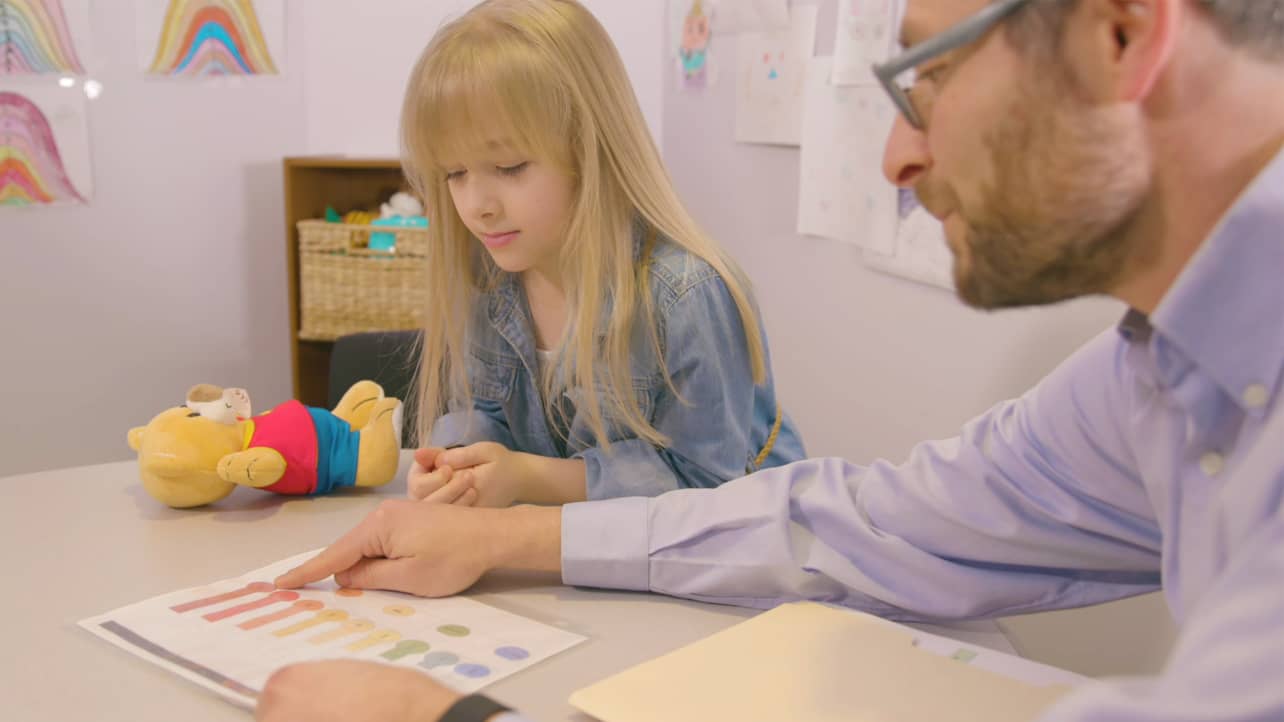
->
[481, 231, 519, 249]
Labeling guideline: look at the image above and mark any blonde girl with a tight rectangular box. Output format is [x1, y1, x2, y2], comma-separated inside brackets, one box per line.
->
[403, 0, 804, 507]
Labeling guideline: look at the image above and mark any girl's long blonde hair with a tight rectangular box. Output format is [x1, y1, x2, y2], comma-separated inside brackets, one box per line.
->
[402, 0, 765, 449]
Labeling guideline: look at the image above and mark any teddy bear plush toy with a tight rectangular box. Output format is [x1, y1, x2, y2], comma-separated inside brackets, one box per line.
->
[127, 381, 402, 508]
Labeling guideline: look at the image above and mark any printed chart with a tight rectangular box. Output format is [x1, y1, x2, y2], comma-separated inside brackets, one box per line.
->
[80, 549, 586, 708]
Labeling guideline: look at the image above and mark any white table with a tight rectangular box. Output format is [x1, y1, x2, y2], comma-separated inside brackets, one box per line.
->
[1, 452, 1014, 721]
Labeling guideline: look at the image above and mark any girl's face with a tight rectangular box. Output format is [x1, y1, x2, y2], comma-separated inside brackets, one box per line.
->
[682, 13, 709, 52]
[444, 141, 576, 279]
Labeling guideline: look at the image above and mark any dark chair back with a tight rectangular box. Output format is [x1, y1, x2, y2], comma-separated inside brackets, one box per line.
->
[328, 330, 422, 448]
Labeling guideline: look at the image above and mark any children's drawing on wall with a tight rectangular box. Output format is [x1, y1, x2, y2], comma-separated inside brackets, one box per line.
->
[831, 0, 896, 86]
[797, 57, 896, 253]
[714, 0, 788, 34]
[0, 84, 91, 206]
[864, 188, 955, 290]
[734, 4, 817, 146]
[138, 0, 284, 77]
[0, 0, 91, 76]
[671, 0, 715, 90]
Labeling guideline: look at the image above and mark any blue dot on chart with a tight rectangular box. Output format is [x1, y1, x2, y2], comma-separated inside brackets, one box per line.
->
[495, 646, 530, 661]
[455, 663, 491, 678]
[419, 651, 460, 669]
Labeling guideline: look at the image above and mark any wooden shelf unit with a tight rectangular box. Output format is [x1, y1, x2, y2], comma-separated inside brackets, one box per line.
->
[283, 156, 407, 406]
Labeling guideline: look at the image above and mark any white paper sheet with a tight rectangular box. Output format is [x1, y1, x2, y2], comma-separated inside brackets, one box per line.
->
[137, 0, 286, 77]
[0, 0, 94, 76]
[80, 550, 586, 708]
[0, 80, 93, 205]
[734, 4, 817, 146]
[831, 0, 897, 86]
[797, 56, 897, 252]
[714, 0, 789, 34]
[908, 622, 1087, 689]
[671, 0, 718, 90]
[864, 188, 956, 290]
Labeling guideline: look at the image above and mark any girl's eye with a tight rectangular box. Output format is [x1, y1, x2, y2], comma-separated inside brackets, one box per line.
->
[497, 162, 529, 177]
[445, 169, 466, 182]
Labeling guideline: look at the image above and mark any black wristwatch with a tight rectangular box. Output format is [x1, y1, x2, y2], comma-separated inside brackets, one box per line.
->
[439, 693, 512, 722]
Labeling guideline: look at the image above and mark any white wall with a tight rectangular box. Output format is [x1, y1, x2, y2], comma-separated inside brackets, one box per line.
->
[0, 2, 307, 477]
[0, 1, 665, 477]
[659, 0, 1176, 678]
[303, 0, 664, 155]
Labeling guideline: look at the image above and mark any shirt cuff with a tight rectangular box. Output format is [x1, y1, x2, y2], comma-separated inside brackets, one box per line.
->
[561, 497, 651, 591]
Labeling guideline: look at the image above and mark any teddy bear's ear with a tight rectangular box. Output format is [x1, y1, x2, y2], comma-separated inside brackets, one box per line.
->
[186, 383, 224, 404]
[127, 427, 145, 451]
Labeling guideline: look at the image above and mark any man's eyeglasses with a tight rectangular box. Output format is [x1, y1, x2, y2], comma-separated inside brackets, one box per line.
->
[872, 0, 1034, 129]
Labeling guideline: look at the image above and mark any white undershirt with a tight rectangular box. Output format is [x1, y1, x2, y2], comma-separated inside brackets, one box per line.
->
[535, 348, 556, 379]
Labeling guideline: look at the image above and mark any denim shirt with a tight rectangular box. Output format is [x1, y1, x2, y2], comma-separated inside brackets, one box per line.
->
[429, 236, 806, 500]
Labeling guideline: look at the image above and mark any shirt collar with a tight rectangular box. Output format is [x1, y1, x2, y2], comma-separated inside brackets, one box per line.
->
[1145, 145, 1284, 414]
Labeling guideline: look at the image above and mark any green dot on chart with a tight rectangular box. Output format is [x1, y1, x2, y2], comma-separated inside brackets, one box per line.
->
[381, 640, 430, 661]
[951, 648, 978, 663]
[419, 651, 460, 669]
[437, 624, 470, 637]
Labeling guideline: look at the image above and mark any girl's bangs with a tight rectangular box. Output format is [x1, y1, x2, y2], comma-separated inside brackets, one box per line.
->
[410, 34, 571, 174]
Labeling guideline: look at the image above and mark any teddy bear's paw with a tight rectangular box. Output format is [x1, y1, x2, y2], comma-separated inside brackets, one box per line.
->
[217, 450, 287, 488]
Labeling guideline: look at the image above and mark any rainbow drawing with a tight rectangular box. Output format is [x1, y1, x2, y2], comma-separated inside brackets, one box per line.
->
[0, 0, 86, 75]
[147, 0, 279, 77]
[0, 89, 86, 206]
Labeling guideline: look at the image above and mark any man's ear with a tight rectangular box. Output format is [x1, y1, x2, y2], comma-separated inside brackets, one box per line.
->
[1114, 0, 1180, 99]
[1065, 0, 1180, 101]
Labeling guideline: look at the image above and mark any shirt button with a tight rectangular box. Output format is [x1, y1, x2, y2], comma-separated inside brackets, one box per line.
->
[1242, 384, 1269, 409]
[1199, 452, 1225, 477]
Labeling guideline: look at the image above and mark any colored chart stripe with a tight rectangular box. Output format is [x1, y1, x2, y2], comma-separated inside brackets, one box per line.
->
[203, 590, 299, 622]
[98, 621, 259, 698]
[159, 582, 539, 678]
[170, 581, 273, 613]
[238, 599, 324, 630]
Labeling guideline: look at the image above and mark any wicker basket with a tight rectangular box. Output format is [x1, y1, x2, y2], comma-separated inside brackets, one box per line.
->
[297, 219, 430, 341]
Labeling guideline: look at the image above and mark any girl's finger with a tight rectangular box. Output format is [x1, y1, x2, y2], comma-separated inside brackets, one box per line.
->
[408, 466, 452, 500]
[455, 488, 479, 507]
[422, 469, 472, 504]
